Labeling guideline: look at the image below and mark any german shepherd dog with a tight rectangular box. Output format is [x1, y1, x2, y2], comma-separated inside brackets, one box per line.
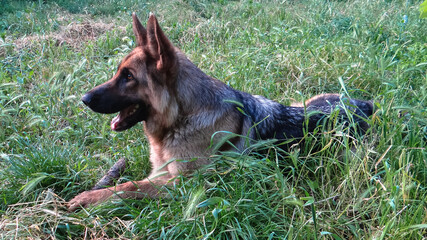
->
[68, 13, 372, 211]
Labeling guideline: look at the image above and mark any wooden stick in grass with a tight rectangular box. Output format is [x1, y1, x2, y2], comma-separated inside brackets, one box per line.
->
[92, 158, 127, 190]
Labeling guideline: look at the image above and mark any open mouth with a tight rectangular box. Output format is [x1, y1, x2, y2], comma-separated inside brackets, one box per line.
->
[110, 103, 146, 131]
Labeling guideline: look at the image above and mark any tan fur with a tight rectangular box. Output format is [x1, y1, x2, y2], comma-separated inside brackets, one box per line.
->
[290, 94, 340, 107]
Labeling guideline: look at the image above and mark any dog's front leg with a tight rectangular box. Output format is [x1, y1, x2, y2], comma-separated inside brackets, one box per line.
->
[68, 174, 175, 211]
[68, 188, 113, 211]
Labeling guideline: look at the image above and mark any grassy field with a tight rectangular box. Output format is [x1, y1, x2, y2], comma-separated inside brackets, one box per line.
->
[0, 0, 426, 239]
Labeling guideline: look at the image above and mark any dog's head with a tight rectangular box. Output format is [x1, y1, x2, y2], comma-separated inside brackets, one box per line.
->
[81, 13, 178, 131]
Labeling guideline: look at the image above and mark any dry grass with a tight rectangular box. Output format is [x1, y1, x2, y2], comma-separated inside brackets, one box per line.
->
[0, 190, 135, 239]
[1, 15, 125, 56]
[0, 190, 69, 239]
[16, 21, 121, 49]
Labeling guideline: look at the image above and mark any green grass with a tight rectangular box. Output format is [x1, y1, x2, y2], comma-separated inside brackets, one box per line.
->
[1, 0, 426, 239]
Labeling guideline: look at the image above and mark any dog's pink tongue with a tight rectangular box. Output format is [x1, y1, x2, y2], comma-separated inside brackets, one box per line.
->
[111, 115, 121, 130]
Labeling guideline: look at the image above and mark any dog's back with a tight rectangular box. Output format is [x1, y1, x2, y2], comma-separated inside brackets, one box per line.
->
[170, 49, 373, 151]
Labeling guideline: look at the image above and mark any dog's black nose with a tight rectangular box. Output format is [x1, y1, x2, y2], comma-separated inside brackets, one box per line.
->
[81, 93, 92, 106]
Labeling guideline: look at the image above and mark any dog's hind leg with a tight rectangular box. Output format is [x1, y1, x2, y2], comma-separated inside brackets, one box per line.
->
[303, 94, 373, 134]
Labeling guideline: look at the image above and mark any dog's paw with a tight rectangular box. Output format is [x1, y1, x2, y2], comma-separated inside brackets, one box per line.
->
[68, 189, 112, 211]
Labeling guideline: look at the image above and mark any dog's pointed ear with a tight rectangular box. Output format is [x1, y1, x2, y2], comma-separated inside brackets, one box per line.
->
[132, 13, 147, 46]
[146, 13, 176, 71]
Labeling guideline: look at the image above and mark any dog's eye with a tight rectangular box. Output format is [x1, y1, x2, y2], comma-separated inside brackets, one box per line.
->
[127, 73, 133, 81]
